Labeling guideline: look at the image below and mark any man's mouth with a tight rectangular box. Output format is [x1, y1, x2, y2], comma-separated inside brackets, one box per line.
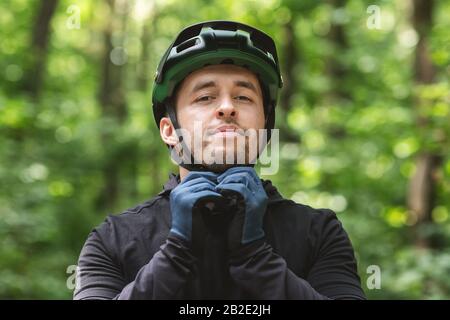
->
[213, 125, 242, 137]
[215, 131, 240, 137]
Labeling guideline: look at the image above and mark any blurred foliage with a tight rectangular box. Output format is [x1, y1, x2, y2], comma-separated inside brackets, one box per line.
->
[0, 0, 449, 299]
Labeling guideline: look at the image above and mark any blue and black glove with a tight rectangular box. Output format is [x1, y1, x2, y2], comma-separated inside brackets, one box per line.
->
[169, 171, 223, 244]
[216, 167, 268, 253]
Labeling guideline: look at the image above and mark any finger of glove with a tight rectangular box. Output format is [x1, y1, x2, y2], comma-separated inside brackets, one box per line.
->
[217, 167, 258, 184]
[175, 176, 217, 191]
[172, 182, 220, 202]
[189, 182, 222, 195]
[193, 193, 225, 211]
[171, 188, 222, 214]
[190, 190, 223, 205]
[217, 172, 260, 193]
[181, 171, 219, 185]
[215, 182, 250, 199]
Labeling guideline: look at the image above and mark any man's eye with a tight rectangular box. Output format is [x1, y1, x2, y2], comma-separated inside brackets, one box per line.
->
[196, 96, 214, 102]
[236, 96, 252, 101]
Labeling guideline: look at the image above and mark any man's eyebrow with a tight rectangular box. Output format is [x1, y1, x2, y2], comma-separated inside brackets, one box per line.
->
[191, 81, 216, 93]
[234, 80, 257, 93]
[190, 79, 258, 94]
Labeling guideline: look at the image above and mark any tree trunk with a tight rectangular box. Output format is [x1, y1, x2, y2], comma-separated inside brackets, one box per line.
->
[23, 0, 59, 99]
[96, 0, 130, 212]
[137, 9, 157, 91]
[407, 0, 442, 248]
[137, 6, 164, 196]
[279, 15, 301, 143]
[322, 0, 350, 140]
[326, 0, 350, 102]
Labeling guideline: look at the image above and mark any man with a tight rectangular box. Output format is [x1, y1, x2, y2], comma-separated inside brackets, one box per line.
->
[74, 20, 365, 300]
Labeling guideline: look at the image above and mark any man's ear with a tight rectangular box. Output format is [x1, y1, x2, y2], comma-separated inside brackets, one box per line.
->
[160, 116, 178, 146]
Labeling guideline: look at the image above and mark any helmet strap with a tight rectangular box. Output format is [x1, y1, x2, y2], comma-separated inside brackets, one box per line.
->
[165, 98, 212, 172]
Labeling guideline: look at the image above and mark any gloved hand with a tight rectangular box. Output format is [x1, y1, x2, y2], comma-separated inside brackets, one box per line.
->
[169, 171, 223, 244]
[216, 167, 268, 252]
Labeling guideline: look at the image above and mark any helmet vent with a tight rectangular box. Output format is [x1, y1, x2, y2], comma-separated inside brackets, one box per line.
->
[176, 38, 200, 53]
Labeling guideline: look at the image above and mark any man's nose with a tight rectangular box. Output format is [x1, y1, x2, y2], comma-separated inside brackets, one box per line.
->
[215, 97, 237, 120]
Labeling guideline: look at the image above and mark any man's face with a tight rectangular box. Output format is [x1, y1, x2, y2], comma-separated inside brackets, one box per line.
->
[160, 64, 266, 172]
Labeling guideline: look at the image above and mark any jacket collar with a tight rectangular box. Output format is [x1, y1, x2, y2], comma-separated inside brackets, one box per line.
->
[158, 172, 285, 205]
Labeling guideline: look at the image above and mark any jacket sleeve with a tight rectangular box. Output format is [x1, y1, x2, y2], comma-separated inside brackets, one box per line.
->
[73, 228, 196, 300]
[228, 209, 366, 300]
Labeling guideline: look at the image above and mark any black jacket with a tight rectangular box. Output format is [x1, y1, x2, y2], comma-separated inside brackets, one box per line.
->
[73, 173, 366, 300]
